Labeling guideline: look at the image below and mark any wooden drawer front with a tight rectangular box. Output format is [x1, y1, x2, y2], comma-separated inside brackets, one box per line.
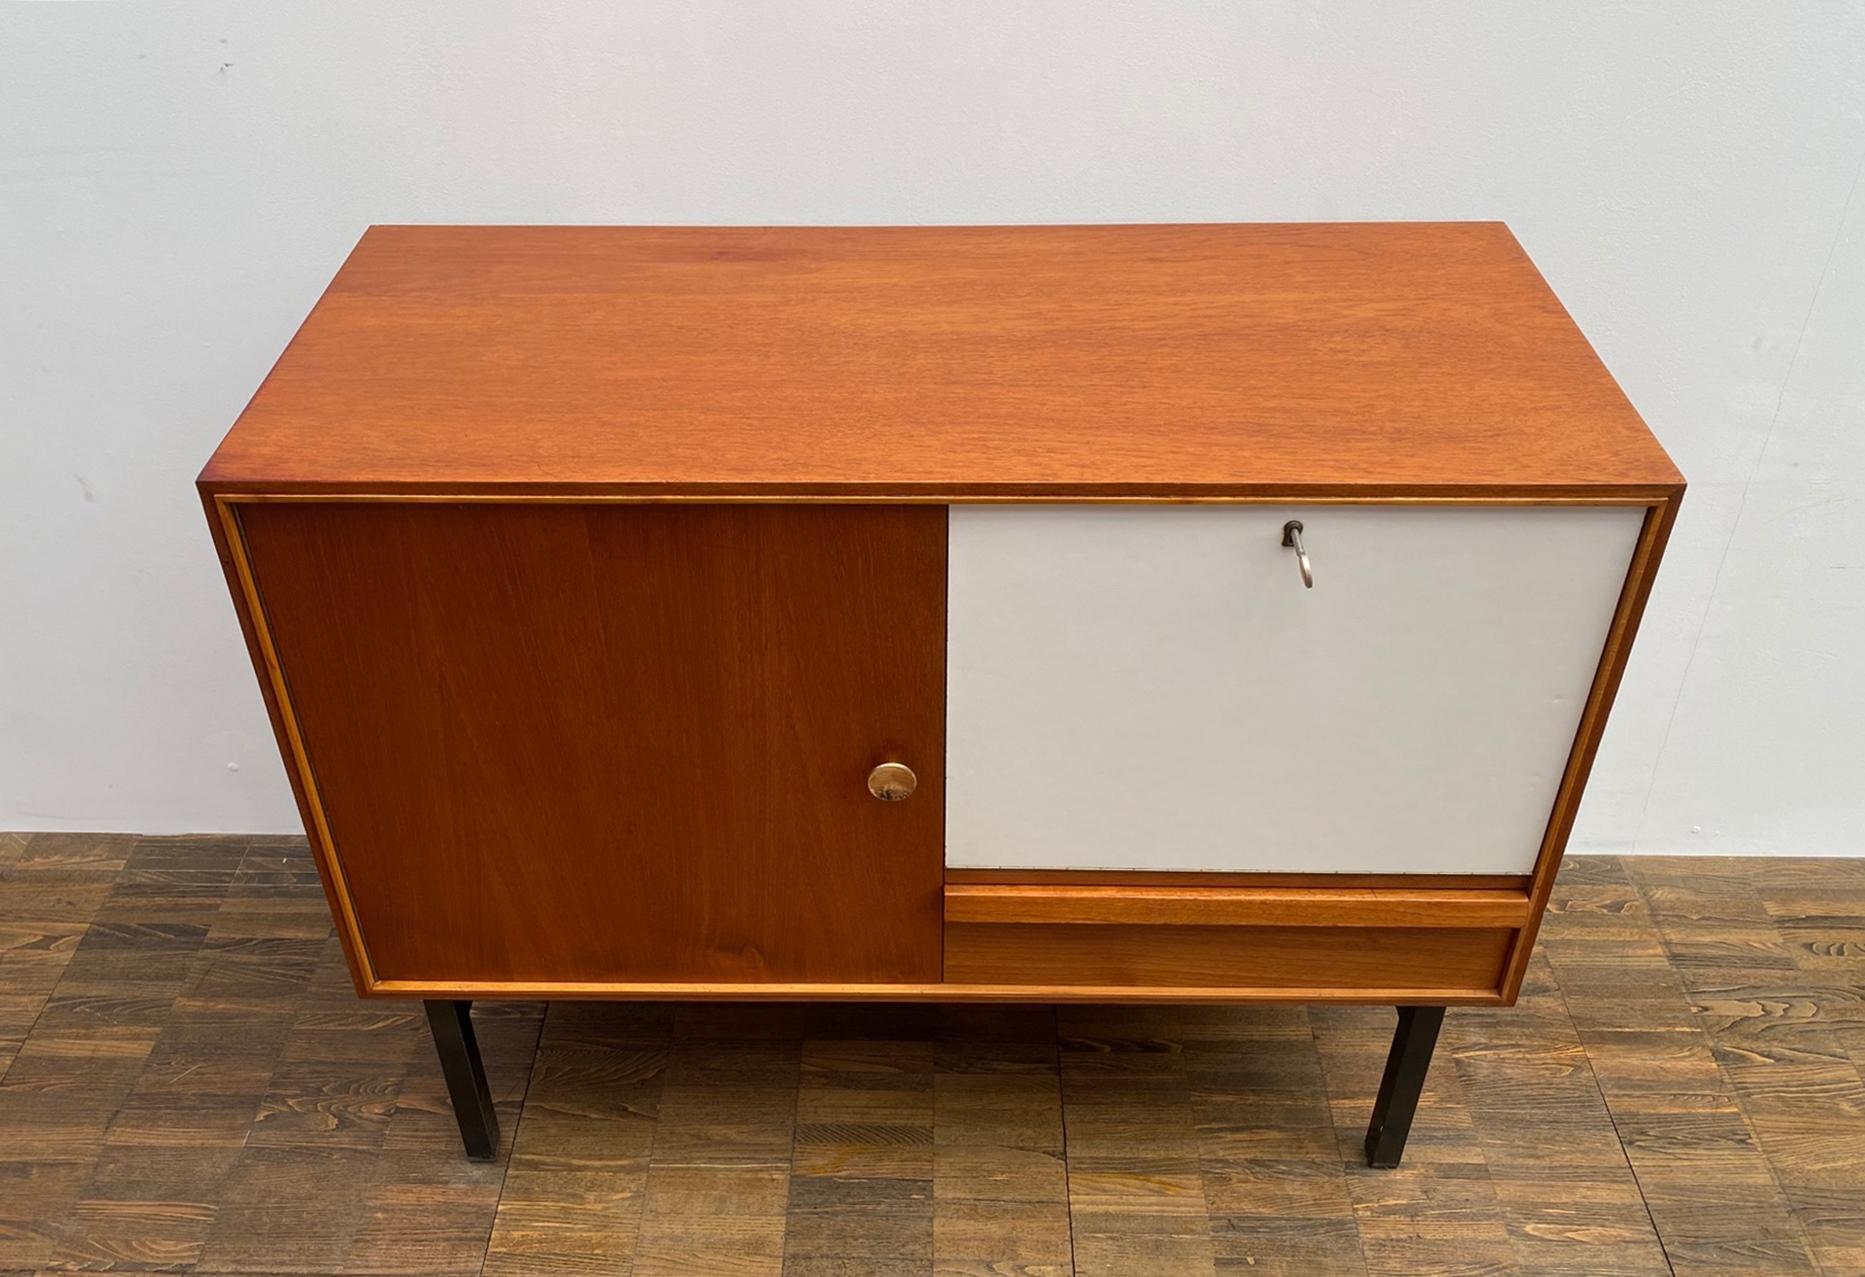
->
[237, 502, 947, 987]
[942, 882, 1518, 998]
[946, 505, 1643, 875]
[945, 925, 1513, 997]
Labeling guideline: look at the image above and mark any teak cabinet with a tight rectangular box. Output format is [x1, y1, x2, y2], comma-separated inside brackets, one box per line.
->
[202, 224, 1681, 1163]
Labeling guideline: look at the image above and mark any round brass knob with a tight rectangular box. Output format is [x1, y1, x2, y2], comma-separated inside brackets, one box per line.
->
[867, 762, 917, 802]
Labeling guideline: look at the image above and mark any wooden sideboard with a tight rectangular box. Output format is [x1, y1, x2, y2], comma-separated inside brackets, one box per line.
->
[201, 223, 1681, 1164]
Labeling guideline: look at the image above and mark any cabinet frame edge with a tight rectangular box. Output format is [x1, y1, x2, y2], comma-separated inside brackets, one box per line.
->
[204, 491, 379, 994]
[1499, 491, 1680, 999]
[205, 487, 1680, 1003]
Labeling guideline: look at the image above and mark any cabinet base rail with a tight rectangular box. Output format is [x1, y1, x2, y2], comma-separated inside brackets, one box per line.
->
[423, 999, 1445, 1168]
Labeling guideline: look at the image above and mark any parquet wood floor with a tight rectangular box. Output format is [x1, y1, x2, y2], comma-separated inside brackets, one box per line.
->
[1, 833, 1861, 1275]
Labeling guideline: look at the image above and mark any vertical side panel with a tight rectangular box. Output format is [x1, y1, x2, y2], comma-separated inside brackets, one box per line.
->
[205, 492, 375, 993]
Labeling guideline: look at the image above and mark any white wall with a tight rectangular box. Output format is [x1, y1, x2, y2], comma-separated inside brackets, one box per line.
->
[3, 2, 1862, 854]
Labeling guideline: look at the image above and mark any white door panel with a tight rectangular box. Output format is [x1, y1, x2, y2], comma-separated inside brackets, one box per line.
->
[944, 505, 1643, 874]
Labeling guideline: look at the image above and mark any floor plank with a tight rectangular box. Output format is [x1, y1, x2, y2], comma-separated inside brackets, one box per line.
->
[1, 835, 1862, 1273]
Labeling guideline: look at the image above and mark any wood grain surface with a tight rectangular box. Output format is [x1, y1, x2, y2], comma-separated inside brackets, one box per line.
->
[943, 922, 1515, 994]
[4, 834, 1862, 1275]
[235, 502, 946, 987]
[199, 223, 1682, 498]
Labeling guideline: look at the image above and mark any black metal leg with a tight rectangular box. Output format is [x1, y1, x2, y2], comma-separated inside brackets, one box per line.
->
[1364, 1005, 1445, 1168]
[425, 999, 500, 1161]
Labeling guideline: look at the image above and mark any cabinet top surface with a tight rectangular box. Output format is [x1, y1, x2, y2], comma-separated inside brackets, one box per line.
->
[202, 223, 1680, 498]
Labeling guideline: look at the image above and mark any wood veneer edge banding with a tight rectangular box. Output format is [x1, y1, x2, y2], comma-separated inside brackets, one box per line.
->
[214, 494, 380, 992]
[364, 979, 1508, 1005]
[1502, 495, 1679, 999]
[939, 503, 952, 986]
[205, 490, 1673, 507]
[944, 868, 1533, 890]
[942, 884, 1533, 929]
